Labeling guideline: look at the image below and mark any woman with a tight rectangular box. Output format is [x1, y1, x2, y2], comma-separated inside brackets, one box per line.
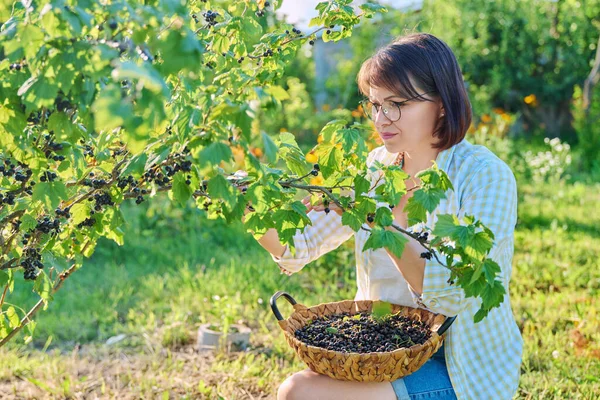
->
[244, 33, 523, 400]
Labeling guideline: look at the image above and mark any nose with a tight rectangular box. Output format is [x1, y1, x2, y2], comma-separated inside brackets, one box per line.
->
[373, 106, 390, 128]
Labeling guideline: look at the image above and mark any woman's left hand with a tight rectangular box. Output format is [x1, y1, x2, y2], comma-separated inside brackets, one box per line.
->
[301, 195, 343, 217]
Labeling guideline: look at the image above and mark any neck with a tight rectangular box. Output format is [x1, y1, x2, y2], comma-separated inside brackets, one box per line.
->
[400, 148, 440, 177]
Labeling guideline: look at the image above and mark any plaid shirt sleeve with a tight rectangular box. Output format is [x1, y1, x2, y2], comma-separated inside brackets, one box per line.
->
[270, 211, 355, 275]
[270, 148, 381, 275]
[410, 160, 518, 317]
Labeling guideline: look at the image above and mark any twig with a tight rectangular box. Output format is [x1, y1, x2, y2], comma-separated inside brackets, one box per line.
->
[0, 283, 9, 309]
[0, 241, 91, 348]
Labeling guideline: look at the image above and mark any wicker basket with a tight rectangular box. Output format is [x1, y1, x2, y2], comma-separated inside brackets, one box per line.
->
[270, 291, 456, 382]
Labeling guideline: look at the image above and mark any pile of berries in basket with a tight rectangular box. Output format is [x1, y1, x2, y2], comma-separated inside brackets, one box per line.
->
[294, 311, 432, 353]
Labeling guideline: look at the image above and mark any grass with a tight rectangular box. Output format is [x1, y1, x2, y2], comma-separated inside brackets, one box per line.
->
[0, 177, 599, 399]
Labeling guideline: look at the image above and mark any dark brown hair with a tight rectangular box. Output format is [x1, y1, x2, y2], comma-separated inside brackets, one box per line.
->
[356, 33, 472, 150]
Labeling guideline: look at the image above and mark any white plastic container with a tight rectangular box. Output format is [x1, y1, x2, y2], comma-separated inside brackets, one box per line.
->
[197, 323, 251, 352]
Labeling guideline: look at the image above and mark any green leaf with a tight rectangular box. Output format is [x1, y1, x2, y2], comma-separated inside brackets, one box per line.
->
[359, 3, 388, 12]
[374, 207, 394, 227]
[264, 85, 290, 101]
[112, 61, 169, 96]
[243, 212, 275, 237]
[171, 172, 193, 207]
[121, 153, 149, 177]
[33, 271, 54, 304]
[354, 173, 370, 196]
[409, 187, 446, 217]
[325, 326, 338, 334]
[19, 24, 45, 61]
[482, 258, 502, 285]
[481, 280, 506, 310]
[261, 132, 278, 164]
[315, 143, 343, 179]
[276, 132, 310, 176]
[383, 167, 408, 205]
[211, 35, 231, 55]
[318, 120, 345, 143]
[92, 85, 132, 132]
[47, 112, 82, 144]
[372, 300, 392, 320]
[338, 127, 366, 156]
[18, 76, 60, 113]
[341, 209, 364, 232]
[469, 261, 484, 285]
[465, 231, 494, 259]
[0, 270, 9, 287]
[153, 29, 204, 75]
[6, 306, 19, 329]
[272, 205, 312, 245]
[32, 181, 68, 210]
[20, 214, 37, 232]
[432, 214, 461, 237]
[473, 308, 489, 323]
[207, 174, 237, 211]
[363, 226, 408, 259]
[241, 17, 263, 37]
[198, 142, 233, 169]
[70, 203, 91, 225]
[404, 198, 427, 225]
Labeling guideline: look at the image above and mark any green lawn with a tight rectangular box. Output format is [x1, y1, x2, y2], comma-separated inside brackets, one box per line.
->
[0, 180, 598, 399]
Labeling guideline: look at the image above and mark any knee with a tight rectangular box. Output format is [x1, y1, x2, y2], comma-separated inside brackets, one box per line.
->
[277, 369, 317, 400]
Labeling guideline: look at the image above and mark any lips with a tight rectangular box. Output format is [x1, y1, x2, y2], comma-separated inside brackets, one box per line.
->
[380, 132, 397, 139]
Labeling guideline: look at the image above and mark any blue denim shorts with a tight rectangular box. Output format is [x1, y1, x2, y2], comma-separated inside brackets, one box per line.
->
[390, 343, 457, 400]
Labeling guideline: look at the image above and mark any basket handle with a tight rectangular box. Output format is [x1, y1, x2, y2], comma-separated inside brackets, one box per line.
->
[437, 315, 456, 335]
[270, 291, 298, 321]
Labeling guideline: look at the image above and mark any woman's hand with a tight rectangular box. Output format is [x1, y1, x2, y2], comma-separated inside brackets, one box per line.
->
[301, 194, 343, 216]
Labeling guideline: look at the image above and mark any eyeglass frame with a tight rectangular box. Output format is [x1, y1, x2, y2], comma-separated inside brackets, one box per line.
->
[359, 90, 437, 122]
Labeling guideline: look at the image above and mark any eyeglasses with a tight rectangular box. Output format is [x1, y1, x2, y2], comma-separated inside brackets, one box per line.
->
[359, 90, 436, 122]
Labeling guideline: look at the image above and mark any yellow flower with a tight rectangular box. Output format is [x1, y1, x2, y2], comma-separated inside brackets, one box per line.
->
[492, 107, 505, 115]
[322, 104, 331, 112]
[280, 127, 287, 133]
[310, 175, 324, 186]
[250, 147, 263, 157]
[481, 114, 492, 123]
[501, 113, 512, 122]
[306, 151, 318, 163]
[524, 94, 537, 105]
[351, 110, 362, 118]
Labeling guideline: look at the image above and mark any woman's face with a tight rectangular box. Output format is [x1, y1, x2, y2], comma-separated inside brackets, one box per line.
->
[368, 84, 444, 155]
